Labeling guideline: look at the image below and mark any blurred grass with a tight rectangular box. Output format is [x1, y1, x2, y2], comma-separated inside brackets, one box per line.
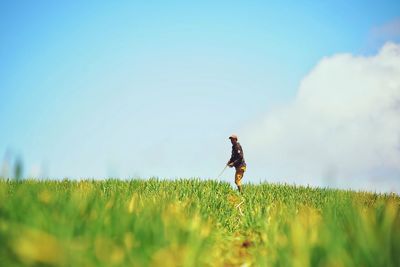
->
[0, 178, 399, 266]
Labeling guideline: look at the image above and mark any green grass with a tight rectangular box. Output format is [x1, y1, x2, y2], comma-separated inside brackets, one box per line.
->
[0, 178, 399, 266]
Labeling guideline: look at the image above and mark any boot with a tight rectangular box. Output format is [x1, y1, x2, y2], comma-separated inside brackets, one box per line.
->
[237, 185, 242, 193]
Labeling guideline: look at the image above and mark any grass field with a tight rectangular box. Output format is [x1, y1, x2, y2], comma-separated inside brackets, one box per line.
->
[0, 179, 399, 267]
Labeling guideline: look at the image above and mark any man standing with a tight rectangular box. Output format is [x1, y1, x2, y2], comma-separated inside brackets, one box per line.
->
[227, 134, 246, 193]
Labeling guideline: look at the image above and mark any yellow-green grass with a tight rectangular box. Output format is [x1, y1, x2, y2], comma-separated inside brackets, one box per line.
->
[0, 179, 399, 266]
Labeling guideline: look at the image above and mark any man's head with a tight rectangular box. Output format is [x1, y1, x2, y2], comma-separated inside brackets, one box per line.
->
[229, 134, 238, 145]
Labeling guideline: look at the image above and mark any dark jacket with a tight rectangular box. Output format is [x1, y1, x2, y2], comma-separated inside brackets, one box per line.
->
[228, 142, 246, 168]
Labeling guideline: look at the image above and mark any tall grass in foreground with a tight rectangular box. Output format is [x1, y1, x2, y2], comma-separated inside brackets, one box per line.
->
[0, 179, 399, 266]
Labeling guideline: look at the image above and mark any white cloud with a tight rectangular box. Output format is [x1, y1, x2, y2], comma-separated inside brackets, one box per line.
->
[243, 42, 400, 193]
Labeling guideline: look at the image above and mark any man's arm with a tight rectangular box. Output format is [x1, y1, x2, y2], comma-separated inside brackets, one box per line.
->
[231, 144, 244, 166]
[227, 146, 235, 166]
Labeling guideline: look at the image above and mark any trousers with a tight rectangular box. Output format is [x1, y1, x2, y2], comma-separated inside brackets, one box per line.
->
[235, 166, 246, 186]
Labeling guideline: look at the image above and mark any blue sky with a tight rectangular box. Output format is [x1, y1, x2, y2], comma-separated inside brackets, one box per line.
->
[1, 1, 399, 186]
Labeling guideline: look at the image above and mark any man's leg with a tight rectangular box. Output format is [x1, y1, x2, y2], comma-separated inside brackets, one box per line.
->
[235, 168, 244, 193]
